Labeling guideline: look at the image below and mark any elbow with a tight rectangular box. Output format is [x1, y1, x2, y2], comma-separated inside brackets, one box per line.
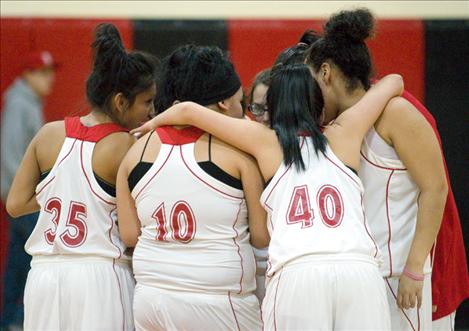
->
[121, 234, 138, 248]
[119, 229, 140, 248]
[6, 197, 23, 218]
[250, 234, 270, 249]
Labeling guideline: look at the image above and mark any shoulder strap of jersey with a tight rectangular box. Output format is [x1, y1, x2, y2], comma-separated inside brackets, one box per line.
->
[155, 125, 204, 145]
[64, 116, 128, 143]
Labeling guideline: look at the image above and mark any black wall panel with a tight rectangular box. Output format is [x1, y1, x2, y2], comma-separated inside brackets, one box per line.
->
[133, 20, 228, 60]
[425, 19, 469, 329]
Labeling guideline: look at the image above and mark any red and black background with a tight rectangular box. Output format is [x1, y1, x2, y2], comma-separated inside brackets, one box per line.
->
[1, 18, 468, 325]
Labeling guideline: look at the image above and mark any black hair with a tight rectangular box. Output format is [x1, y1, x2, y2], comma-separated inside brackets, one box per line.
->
[306, 8, 375, 91]
[267, 63, 326, 170]
[155, 45, 241, 114]
[86, 23, 158, 120]
[249, 68, 271, 104]
[273, 30, 320, 67]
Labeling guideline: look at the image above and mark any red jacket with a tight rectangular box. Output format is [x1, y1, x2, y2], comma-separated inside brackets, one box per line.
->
[402, 90, 469, 320]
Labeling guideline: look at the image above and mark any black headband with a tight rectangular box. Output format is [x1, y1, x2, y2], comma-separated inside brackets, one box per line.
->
[190, 71, 242, 106]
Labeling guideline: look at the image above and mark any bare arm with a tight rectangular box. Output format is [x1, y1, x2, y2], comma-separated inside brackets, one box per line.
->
[326, 74, 403, 170]
[239, 152, 270, 248]
[377, 97, 447, 309]
[6, 134, 41, 217]
[116, 140, 144, 247]
[131, 103, 282, 180]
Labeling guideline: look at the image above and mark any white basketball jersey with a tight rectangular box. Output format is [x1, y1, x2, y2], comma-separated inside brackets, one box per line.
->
[261, 137, 380, 277]
[131, 126, 256, 294]
[25, 117, 129, 260]
[359, 127, 431, 276]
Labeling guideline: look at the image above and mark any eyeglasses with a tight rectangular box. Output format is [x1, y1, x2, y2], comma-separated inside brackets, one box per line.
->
[248, 103, 268, 116]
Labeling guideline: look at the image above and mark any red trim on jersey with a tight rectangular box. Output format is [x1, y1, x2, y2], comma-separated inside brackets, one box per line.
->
[361, 195, 379, 258]
[232, 201, 244, 294]
[134, 146, 175, 200]
[65, 116, 128, 142]
[156, 126, 204, 145]
[179, 146, 243, 200]
[228, 292, 241, 331]
[385, 171, 394, 277]
[323, 153, 362, 188]
[360, 151, 407, 171]
[400, 90, 469, 320]
[385, 278, 417, 331]
[80, 142, 115, 206]
[36, 176, 56, 197]
[108, 207, 122, 258]
[263, 139, 306, 210]
[273, 269, 283, 331]
[263, 165, 292, 212]
[111, 259, 126, 331]
[36, 139, 77, 197]
[57, 139, 77, 167]
[417, 307, 421, 331]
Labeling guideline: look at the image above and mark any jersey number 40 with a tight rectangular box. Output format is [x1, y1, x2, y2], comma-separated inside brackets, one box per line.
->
[287, 184, 344, 228]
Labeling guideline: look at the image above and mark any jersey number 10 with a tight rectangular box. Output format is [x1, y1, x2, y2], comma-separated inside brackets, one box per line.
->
[152, 201, 196, 243]
[287, 184, 344, 228]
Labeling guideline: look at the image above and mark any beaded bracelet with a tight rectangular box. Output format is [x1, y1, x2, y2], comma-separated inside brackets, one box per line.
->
[403, 267, 425, 281]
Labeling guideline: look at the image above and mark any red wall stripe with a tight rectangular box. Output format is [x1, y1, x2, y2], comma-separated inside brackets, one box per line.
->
[228, 19, 424, 101]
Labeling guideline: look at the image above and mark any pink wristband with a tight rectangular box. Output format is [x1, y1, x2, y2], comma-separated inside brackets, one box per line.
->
[403, 267, 425, 281]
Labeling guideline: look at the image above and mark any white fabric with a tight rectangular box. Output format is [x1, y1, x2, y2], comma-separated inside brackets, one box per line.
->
[432, 311, 456, 331]
[26, 137, 127, 259]
[253, 246, 268, 303]
[359, 132, 431, 276]
[133, 283, 262, 331]
[24, 255, 134, 331]
[384, 274, 432, 331]
[131, 142, 256, 294]
[261, 139, 381, 277]
[365, 126, 399, 160]
[262, 255, 391, 331]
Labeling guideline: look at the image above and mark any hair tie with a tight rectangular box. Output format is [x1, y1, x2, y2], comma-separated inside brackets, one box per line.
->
[402, 267, 424, 281]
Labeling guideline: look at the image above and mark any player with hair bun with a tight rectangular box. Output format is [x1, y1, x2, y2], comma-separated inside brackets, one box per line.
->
[305, 8, 468, 330]
[6, 23, 157, 331]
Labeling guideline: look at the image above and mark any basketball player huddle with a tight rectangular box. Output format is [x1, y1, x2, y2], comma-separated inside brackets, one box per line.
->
[6, 7, 468, 331]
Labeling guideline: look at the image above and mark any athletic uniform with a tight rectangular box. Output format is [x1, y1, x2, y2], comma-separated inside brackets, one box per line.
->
[360, 124, 432, 331]
[130, 126, 261, 331]
[23, 117, 135, 331]
[261, 137, 390, 330]
[400, 91, 469, 328]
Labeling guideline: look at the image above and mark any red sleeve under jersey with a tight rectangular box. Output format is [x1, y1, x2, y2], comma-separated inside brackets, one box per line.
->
[401, 90, 469, 320]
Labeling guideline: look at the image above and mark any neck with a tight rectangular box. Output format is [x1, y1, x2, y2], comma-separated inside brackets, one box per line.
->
[336, 88, 367, 116]
[82, 109, 115, 126]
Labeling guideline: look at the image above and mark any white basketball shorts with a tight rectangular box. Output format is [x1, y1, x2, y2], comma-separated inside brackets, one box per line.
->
[23, 255, 135, 331]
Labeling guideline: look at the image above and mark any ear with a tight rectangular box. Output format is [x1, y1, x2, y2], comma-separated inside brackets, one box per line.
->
[113, 92, 129, 114]
[320, 62, 332, 85]
[216, 99, 229, 112]
[172, 100, 180, 106]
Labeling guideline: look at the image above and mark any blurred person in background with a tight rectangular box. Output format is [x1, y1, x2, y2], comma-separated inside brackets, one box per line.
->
[6, 23, 157, 331]
[0, 50, 55, 331]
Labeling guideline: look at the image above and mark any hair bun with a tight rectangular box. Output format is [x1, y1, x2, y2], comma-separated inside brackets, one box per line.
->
[324, 8, 374, 44]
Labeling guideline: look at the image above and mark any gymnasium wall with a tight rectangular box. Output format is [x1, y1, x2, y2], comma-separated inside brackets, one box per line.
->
[1, 14, 468, 325]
